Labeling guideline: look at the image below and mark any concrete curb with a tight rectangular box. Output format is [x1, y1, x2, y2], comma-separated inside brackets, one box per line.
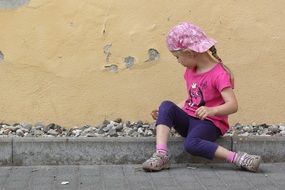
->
[0, 136, 284, 166]
[0, 138, 12, 165]
[232, 136, 285, 162]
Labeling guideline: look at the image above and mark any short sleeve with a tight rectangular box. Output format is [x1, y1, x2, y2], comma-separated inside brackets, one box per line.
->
[215, 72, 233, 92]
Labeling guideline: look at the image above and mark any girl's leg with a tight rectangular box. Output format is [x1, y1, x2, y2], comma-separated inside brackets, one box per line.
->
[142, 100, 190, 171]
[156, 125, 170, 154]
[215, 146, 261, 172]
[183, 118, 221, 160]
[184, 118, 261, 172]
[155, 100, 190, 154]
[215, 146, 236, 162]
[183, 118, 236, 162]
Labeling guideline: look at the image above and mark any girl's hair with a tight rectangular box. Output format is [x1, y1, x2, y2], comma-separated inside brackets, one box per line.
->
[209, 46, 234, 86]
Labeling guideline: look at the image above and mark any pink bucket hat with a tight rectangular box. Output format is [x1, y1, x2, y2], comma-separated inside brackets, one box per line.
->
[166, 22, 217, 53]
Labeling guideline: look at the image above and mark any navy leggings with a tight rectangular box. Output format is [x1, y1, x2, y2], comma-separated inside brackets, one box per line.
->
[156, 100, 222, 160]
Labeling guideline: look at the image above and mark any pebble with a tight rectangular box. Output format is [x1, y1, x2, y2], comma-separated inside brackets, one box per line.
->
[61, 181, 69, 185]
[226, 123, 285, 137]
[0, 120, 284, 138]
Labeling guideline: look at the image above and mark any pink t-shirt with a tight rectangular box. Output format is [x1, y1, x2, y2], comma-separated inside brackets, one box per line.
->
[183, 63, 233, 135]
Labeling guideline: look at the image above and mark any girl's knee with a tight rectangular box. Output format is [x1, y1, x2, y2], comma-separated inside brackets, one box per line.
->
[159, 100, 176, 113]
[184, 138, 201, 156]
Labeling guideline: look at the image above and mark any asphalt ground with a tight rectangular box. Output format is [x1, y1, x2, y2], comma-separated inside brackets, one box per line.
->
[0, 163, 284, 190]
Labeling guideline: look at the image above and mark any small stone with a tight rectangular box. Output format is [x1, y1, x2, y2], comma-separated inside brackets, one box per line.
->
[279, 126, 285, 131]
[83, 127, 94, 133]
[114, 118, 122, 123]
[114, 123, 123, 132]
[268, 125, 279, 133]
[138, 128, 144, 134]
[16, 129, 24, 137]
[142, 124, 149, 128]
[44, 123, 54, 133]
[243, 125, 253, 132]
[3, 125, 19, 132]
[127, 129, 135, 136]
[257, 130, 264, 135]
[72, 129, 82, 137]
[3, 128, 12, 135]
[125, 121, 131, 128]
[85, 133, 97, 137]
[102, 120, 110, 126]
[137, 120, 143, 126]
[234, 123, 243, 130]
[47, 129, 58, 136]
[259, 123, 269, 128]
[108, 128, 118, 137]
[81, 125, 91, 130]
[240, 132, 249, 136]
[66, 129, 73, 136]
[149, 122, 156, 130]
[24, 133, 32, 137]
[252, 126, 259, 133]
[103, 124, 113, 132]
[280, 131, 285, 136]
[260, 134, 271, 137]
[144, 129, 153, 136]
[34, 122, 45, 130]
[21, 123, 33, 130]
[131, 131, 139, 137]
[43, 134, 55, 138]
[97, 127, 105, 134]
[61, 181, 69, 185]
[33, 130, 44, 137]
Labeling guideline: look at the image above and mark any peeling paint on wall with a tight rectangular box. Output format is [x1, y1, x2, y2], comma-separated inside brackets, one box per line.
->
[146, 48, 160, 62]
[104, 64, 118, 73]
[0, 51, 3, 63]
[124, 56, 135, 69]
[103, 44, 112, 64]
[0, 0, 29, 9]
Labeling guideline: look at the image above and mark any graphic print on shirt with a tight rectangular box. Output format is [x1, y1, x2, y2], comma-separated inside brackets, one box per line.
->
[185, 83, 205, 109]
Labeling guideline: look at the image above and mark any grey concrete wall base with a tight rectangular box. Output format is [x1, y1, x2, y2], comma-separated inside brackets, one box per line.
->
[12, 137, 232, 166]
[232, 136, 285, 162]
[13, 137, 154, 166]
[0, 138, 12, 165]
[12, 137, 157, 166]
[0, 136, 283, 166]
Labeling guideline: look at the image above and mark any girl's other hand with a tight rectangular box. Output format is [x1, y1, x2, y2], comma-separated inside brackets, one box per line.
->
[151, 109, 158, 120]
[195, 106, 216, 120]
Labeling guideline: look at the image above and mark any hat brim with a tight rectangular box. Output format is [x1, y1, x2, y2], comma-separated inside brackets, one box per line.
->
[188, 38, 217, 53]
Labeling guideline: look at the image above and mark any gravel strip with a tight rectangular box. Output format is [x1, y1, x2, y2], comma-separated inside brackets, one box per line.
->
[1, 119, 285, 138]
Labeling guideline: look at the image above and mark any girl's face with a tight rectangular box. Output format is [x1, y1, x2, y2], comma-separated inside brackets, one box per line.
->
[171, 50, 197, 68]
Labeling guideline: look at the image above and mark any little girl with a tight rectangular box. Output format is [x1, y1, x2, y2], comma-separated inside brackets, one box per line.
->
[142, 22, 261, 172]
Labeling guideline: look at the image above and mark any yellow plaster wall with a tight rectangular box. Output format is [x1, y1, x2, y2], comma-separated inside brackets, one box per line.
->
[0, 0, 284, 127]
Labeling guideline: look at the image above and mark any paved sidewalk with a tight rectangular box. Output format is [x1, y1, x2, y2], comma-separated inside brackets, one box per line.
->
[0, 163, 284, 190]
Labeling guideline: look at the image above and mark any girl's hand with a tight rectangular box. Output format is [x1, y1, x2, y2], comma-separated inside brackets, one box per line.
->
[151, 109, 158, 120]
[195, 106, 216, 120]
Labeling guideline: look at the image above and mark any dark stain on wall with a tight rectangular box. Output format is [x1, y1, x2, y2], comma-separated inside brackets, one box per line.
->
[0, 0, 29, 9]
